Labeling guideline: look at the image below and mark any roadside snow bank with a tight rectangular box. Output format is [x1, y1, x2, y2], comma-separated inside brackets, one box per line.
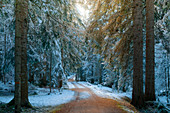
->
[30, 90, 74, 107]
[0, 81, 14, 93]
[78, 82, 170, 110]
[0, 96, 13, 103]
[78, 82, 132, 101]
[0, 89, 74, 107]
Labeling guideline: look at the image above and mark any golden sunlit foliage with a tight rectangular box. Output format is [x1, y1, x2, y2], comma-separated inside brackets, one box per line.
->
[87, 0, 133, 73]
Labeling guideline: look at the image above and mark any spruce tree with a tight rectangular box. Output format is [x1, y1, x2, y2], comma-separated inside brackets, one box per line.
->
[131, 0, 144, 107]
[145, 0, 156, 101]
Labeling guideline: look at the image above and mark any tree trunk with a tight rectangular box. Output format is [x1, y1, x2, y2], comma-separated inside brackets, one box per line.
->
[131, 0, 144, 107]
[43, 53, 47, 86]
[164, 67, 169, 103]
[49, 51, 52, 93]
[117, 68, 119, 93]
[43, 73, 47, 86]
[28, 69, 32, 84]
[3, 33, 6, 84]
[91, 65, 94, 84]
[61, 40, 66, 76]
[0, 40, 2, 81]
[99, 63, 103, 84]
[19, 0, 31, 108]
[40, 73, 42, 80]
[14, 0, 29, 112]
[145, 0, 156, 101]
[168, 65, 169, 103]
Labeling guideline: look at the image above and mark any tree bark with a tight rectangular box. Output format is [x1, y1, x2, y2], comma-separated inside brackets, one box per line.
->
[145, 0, 156, 101]
[99, 63, 103, 84]
[131, 0, 144, 107]
[42, 52, 47, 86]
[49, 51, 52, 93]
[168, 64, 169, 103]
[61, 41, 66, 76]
[19, 0, 32, 107]
[117, 68, 120, 93]
[14, 0, 26, 112]
[91, 65, 94, 83]
[3, 32, 6, 84]
[165, 67, 167, 97]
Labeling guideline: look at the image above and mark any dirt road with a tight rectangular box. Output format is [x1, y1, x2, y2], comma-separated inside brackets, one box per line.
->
[50, 82, 138, 113]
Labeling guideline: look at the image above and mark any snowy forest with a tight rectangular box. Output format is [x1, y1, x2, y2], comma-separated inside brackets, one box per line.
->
[0, 0, 169, 113]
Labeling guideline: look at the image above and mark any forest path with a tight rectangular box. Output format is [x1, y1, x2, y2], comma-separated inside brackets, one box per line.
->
[50, 81, 138, 113]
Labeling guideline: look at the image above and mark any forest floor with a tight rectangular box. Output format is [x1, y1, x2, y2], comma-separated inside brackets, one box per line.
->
[50, 82, 138, 113]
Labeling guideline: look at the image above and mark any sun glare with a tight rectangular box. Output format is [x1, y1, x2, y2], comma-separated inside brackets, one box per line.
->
[75, 2, 89, 22]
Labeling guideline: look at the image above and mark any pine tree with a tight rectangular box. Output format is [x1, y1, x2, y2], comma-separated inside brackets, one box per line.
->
[11, 0, 31, 111]
[3, 31, 6, 84]
[14, 0, 23, 112]
[20, 0, 32, 107]
[131, 0, 144, 107]
[145, 0, 156, 101]
[49, 51, 52, 93]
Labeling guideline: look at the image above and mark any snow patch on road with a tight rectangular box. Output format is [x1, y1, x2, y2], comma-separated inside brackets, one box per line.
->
[67, 82, 75, 89]
[76, 83, 85, 88]
[67, 82, 85, 89]
[79, 92, 91, 100]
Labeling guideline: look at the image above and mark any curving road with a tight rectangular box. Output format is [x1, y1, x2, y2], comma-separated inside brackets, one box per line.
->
[51, 81, 138, 113]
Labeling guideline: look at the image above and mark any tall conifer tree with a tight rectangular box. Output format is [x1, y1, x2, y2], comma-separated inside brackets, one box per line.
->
[14, 0, 30, 112]
[20, 0, 31, 107]
[131, 0, 144, 107]
[145, 0, 156, 101]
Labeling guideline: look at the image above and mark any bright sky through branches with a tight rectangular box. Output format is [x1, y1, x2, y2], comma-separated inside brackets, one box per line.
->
[75, 0, 89, 23]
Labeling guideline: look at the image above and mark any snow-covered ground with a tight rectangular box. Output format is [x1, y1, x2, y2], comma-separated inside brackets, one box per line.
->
[75, 82, 85, 88]
[0, 81, 89, 107]
[0, 89, 74, 107]
[78, 82, 170, 109]
[67, 81, 85, 89]
[67, 82, 75, 89]
[30, 89, 74, 107]
[0, 81, 169, 109]
[79, 92, 91, 100]
[0, 81, 75, 107]
[67, 82, 90, 100]
[78, 82, 132, 101]
[158, 96, 170, 110]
